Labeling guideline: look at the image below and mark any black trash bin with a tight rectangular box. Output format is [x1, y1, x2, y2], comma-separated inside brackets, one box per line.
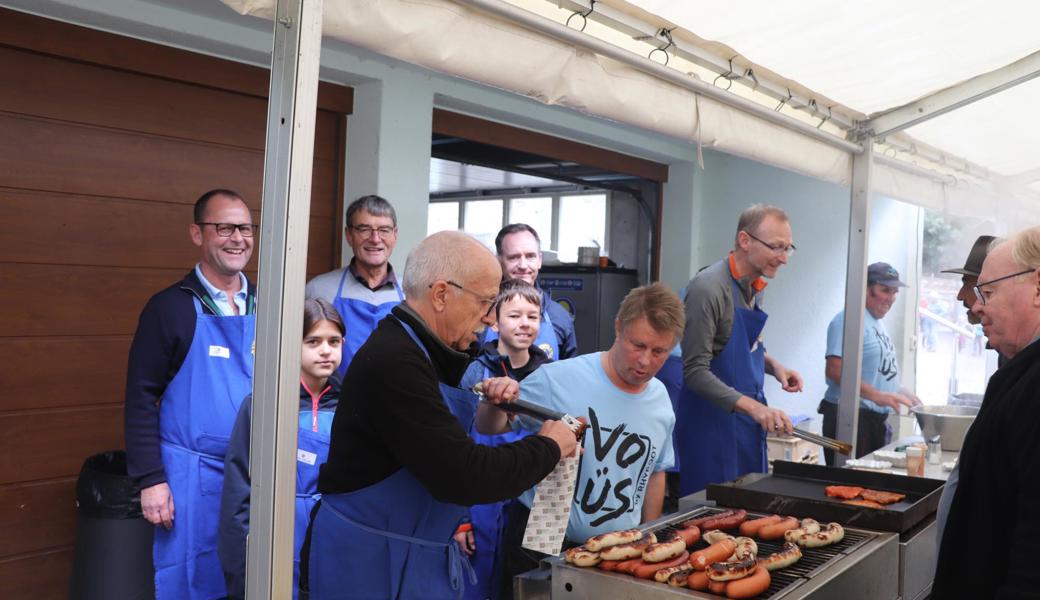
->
[68, 450, 155, 600]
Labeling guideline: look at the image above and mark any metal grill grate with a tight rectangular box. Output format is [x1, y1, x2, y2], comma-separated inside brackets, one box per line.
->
[641, 509, 875, 598]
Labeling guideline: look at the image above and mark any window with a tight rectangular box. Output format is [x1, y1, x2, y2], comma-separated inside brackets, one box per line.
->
[508, 196, 552, 249]
[463, 199, 503, 250]
[556, 193, 607, 263]
[427, 201, 459, 235]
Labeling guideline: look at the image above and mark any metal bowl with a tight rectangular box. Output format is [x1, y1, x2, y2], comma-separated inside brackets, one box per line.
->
[911, 404, 978, 451]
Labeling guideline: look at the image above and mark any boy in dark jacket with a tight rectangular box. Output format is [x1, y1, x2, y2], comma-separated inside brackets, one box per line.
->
[218, 299, 344, 599]
[458, 279, 551, 600]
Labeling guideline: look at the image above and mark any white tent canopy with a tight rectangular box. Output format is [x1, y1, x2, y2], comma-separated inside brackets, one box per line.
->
[225, 0, 1040, 224]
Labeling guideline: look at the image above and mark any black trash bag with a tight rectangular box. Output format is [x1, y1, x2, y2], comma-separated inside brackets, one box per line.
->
[69, 450, 154, 600]
[75, 450, 143, 518]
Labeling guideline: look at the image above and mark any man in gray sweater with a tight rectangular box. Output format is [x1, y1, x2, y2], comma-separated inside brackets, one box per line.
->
[676, 204, 803, 496]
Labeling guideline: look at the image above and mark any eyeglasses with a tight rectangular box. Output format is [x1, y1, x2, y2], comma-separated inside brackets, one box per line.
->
[745, 231, 796, 257]
[350, 224, 396, 238]
[972, 269, 1033, 305]
[442, 280, 496, 317]
[197, 222, 257, 237]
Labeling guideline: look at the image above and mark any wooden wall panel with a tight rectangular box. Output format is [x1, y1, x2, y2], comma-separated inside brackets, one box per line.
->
[0, 479, 77, 557]
[0, 337, 130, 412]
[0, 10, 349, 597]
[0, 407, 123, 484]
[0, 548, 73, 600]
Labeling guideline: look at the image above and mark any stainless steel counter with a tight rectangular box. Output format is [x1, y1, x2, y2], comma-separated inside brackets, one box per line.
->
[860, 435, 958, 481]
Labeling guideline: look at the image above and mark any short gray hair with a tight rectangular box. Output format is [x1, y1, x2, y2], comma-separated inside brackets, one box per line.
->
[1011, 226, 1040, 271]
[402, 231, 494, 298]
[346, 195, 397, 228]
[735, 204, 789, 248]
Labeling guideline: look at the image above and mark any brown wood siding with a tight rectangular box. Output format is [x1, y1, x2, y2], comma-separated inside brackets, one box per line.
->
[0, 8, 352, 597]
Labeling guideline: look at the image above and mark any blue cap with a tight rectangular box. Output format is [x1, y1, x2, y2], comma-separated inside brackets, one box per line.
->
[867, 262, 907, 287]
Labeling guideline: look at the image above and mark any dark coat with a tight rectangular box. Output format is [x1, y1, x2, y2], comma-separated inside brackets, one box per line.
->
[933, 338, 1040, 598]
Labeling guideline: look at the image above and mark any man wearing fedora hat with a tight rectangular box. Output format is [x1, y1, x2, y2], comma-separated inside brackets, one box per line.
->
[818, 262, 921, 464]
[941, 235, 996, 326]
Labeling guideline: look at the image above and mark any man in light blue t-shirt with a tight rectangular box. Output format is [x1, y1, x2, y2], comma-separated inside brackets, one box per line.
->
[818, 262, 920, 464]
[481, 283, 684, 594]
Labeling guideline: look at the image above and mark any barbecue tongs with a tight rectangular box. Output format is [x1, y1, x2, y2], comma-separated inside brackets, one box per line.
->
[790, 429, 853, 456]
[471, 382, 587, 441]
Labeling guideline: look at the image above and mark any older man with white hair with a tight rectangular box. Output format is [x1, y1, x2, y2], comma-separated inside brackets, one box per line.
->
[305, 231, 578, 600]
[932, 226, 1040, 599]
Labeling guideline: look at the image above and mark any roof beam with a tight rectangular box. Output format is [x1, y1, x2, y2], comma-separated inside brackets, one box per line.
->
[863, 50, 1040, 139]
[1007, 166, 1040, 185]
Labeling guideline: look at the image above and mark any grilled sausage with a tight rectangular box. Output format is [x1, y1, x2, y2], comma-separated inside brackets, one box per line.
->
[633, 551, 689, 579]
[730, 537, 758, 561]
[677, 525, 702, 548]
[642, 537, 687, 563]
[700, 508, 748, 531]
[599, 532, 657, 560]
[708, 579, 729, 594]
[689, 538, 737, 570]
[757, 542, 802, 571]
[563, 546, 601, 567]
[597, 559, 622, 572]
[758, 516, 800, 541]
[655, 563, 693, 583]
[796, 522, 844, 548]
[703, 529, 736, 545]
[686, 569, 709, 590]
[783, 518, 821, 543]
[614, 557, 645, 574]
[707, 555, 757, 581]
[739, 514, 782, 537]
[682, 509, 737, 529]
[725, 565, 771, 598]
[585, 528, 643, 552]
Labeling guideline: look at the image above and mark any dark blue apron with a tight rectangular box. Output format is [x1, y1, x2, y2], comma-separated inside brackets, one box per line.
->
[333, 268, 404, 375]
[155, 297, 255, 599]
[654, 353, 685, 474]
[676, 279, 768, 497]
[308, 317, 477, 599]
[293, 410, 332, 599]
[464, 367, 529, 600]
[483, 306, 559, 361]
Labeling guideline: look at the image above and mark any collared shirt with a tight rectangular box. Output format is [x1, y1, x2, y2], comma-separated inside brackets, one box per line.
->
[347, 259, 398, 291]
[195, 264, 248, 316]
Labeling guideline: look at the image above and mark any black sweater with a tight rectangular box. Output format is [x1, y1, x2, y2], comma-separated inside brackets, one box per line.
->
[933, 337, 1040, 598]
[318, 304, 561, 505]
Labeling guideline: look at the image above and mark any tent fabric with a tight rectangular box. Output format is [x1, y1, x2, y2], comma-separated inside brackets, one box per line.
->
[223, 0, 1038, 221]
[223, 0, 853, 185]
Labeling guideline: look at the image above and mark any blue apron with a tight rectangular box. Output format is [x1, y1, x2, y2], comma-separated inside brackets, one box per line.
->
[464, 367, 529, 600]
[654, 353, 685, 474]
[308, 317, 477, 599]
[484, 306, 559, 361]
[294, 421, 331, 599]
[155, 297, 255, 600]
[676, 279, 768, 497]
[333, 269, 405, 375]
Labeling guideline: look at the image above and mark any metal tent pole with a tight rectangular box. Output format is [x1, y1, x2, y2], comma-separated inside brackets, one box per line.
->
[247, 0, 324, 597]
[835, 143, 874, 465]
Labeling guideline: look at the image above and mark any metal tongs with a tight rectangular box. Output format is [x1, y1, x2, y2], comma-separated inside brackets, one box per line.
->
[790, 428, 853, 456]
[471, 382, 587, 442]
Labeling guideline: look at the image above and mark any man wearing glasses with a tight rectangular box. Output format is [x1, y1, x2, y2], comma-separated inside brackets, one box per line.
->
[308, 231, 577, 599]
[933, 227, 1040, 598]
[306, 195, 404, 373]
[125, 189, 258, 598]
[677, 204, 803, 496]
[818, 262, 920, 464]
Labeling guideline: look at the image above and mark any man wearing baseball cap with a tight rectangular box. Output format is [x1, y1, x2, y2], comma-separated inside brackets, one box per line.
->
[817, 262, 921, 463]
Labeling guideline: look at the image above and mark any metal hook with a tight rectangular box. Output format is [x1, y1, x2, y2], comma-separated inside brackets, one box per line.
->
[712, 58, 736, 91]
[774, 88, 792, 112]
[565, 0, 595, 32]
[743, 68, 758, 91]
[816, 105, 832, 129]
[647, 28, 674, 65]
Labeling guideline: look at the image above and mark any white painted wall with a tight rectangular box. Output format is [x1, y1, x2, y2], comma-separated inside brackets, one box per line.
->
[694, 149, 852, 425]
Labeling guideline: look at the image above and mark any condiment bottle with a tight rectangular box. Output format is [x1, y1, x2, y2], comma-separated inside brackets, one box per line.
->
[927, 437, 942, 465]
[906, 446, 925, 476]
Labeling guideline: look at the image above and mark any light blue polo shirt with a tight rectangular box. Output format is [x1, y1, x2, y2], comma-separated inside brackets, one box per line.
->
[195, 264, 248, 316]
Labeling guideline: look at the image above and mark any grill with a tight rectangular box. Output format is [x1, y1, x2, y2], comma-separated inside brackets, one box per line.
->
[537, 506, 901, 600]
